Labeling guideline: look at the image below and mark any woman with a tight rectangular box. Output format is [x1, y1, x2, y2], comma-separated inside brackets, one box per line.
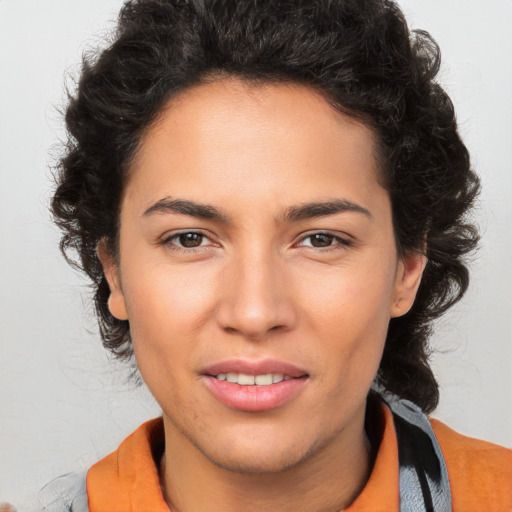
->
[37, 0, 512, 510]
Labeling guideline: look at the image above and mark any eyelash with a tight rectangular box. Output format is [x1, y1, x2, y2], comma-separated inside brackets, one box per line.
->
[296, 232, 353, 251]
[160, 230, 214, 253]
[160, 230, 353, 254]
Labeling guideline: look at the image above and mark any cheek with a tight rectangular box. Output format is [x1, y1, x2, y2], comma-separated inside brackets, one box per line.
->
[297, 258, 396, 382]
[124, 269, 210, 399]
[300, 258, 396, 334]
[119, 260, 219, 396]
[123, 259, 217, 334]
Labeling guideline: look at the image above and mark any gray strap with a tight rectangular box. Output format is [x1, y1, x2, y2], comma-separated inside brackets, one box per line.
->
[385, 396, 452, 512]
[32, 471, 89, 512]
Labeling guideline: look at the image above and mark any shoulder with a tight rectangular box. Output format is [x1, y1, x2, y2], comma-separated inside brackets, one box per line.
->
[431, 419, 512, 511]
[28, 472, 89, 512]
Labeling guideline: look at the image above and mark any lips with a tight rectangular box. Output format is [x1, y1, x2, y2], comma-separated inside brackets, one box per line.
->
[201, 359, 309, 412]
[203, 359, 308, 379]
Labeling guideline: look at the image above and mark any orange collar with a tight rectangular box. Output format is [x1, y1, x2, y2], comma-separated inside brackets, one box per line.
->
[87, 418, 169, 511]
[87, 405, 400, 512]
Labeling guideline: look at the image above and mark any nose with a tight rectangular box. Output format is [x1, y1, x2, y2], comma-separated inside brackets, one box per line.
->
[215, 247, 297, 341]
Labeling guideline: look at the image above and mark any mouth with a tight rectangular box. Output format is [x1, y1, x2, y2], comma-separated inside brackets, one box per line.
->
[201, 360, 309, 412]
[211, 372, 294, 385]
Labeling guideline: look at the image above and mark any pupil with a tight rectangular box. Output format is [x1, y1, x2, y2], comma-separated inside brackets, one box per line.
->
[179, 233, 202, 248]
[312, 234, 333, 247]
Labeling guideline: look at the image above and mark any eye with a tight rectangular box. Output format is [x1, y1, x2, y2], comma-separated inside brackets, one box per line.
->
[302, 233, 335, 248]
[296, 232, 352, 249]
[162, 231, 212, 250]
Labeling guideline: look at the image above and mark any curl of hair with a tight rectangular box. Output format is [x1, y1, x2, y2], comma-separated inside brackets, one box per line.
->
[52, 0, 480, 413]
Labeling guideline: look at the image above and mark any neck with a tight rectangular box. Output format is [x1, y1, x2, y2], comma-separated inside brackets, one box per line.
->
[159, 409, 373, 512]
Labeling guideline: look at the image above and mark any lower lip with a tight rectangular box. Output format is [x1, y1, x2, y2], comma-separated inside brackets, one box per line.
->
[203, 376, 308, 412]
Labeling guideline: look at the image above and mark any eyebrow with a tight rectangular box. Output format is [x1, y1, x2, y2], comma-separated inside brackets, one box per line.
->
[143, 198, 230, 222]
[282, 199, 372, 222]
[143, 197, 372, 223]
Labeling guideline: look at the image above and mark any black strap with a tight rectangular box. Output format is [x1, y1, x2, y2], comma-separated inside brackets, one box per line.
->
[385, 396, 452, 512]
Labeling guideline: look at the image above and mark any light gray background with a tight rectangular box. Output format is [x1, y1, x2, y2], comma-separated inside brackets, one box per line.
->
[1, 0, 511, 507]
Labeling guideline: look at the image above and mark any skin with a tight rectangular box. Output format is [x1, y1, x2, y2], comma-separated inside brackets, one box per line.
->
[99, 79, 426, 512]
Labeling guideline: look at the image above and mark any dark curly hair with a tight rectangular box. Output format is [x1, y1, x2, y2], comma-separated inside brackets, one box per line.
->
[52, 0, 480, 414]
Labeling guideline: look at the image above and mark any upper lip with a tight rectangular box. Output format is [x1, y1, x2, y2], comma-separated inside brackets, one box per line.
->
[202, 359, 308, 378]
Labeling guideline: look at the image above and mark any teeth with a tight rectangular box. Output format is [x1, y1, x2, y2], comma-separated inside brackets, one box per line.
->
[238, 374, 255, 385]
[255, 374, 272, 385]
[215, 372, 288, 386]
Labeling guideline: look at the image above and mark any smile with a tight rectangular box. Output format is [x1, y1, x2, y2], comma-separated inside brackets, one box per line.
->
[213, 373, 292, 385]
[202, 360, 309, 412]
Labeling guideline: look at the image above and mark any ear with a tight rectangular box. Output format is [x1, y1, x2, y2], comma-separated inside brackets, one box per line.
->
[97, 239, 128, 321]
[390, 248, 427, 318]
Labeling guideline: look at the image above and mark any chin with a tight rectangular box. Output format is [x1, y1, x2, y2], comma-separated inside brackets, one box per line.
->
[202, 445, 310, 475]
[194, 425, 339, 476]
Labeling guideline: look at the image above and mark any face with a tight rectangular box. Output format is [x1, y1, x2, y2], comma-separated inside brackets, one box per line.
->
[100, 79, 425, 474]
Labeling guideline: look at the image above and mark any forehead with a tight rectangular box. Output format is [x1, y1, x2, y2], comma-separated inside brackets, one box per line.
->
[125, 78, 386, 219]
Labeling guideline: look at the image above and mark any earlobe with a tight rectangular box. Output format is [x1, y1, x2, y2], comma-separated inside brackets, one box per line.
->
[390, 249, 427, 318]
[97, 240, 129, 321]
[107, 291, 129, 321]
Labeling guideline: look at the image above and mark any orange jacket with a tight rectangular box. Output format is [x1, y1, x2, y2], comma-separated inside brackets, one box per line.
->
[85, 404, 512, 511]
